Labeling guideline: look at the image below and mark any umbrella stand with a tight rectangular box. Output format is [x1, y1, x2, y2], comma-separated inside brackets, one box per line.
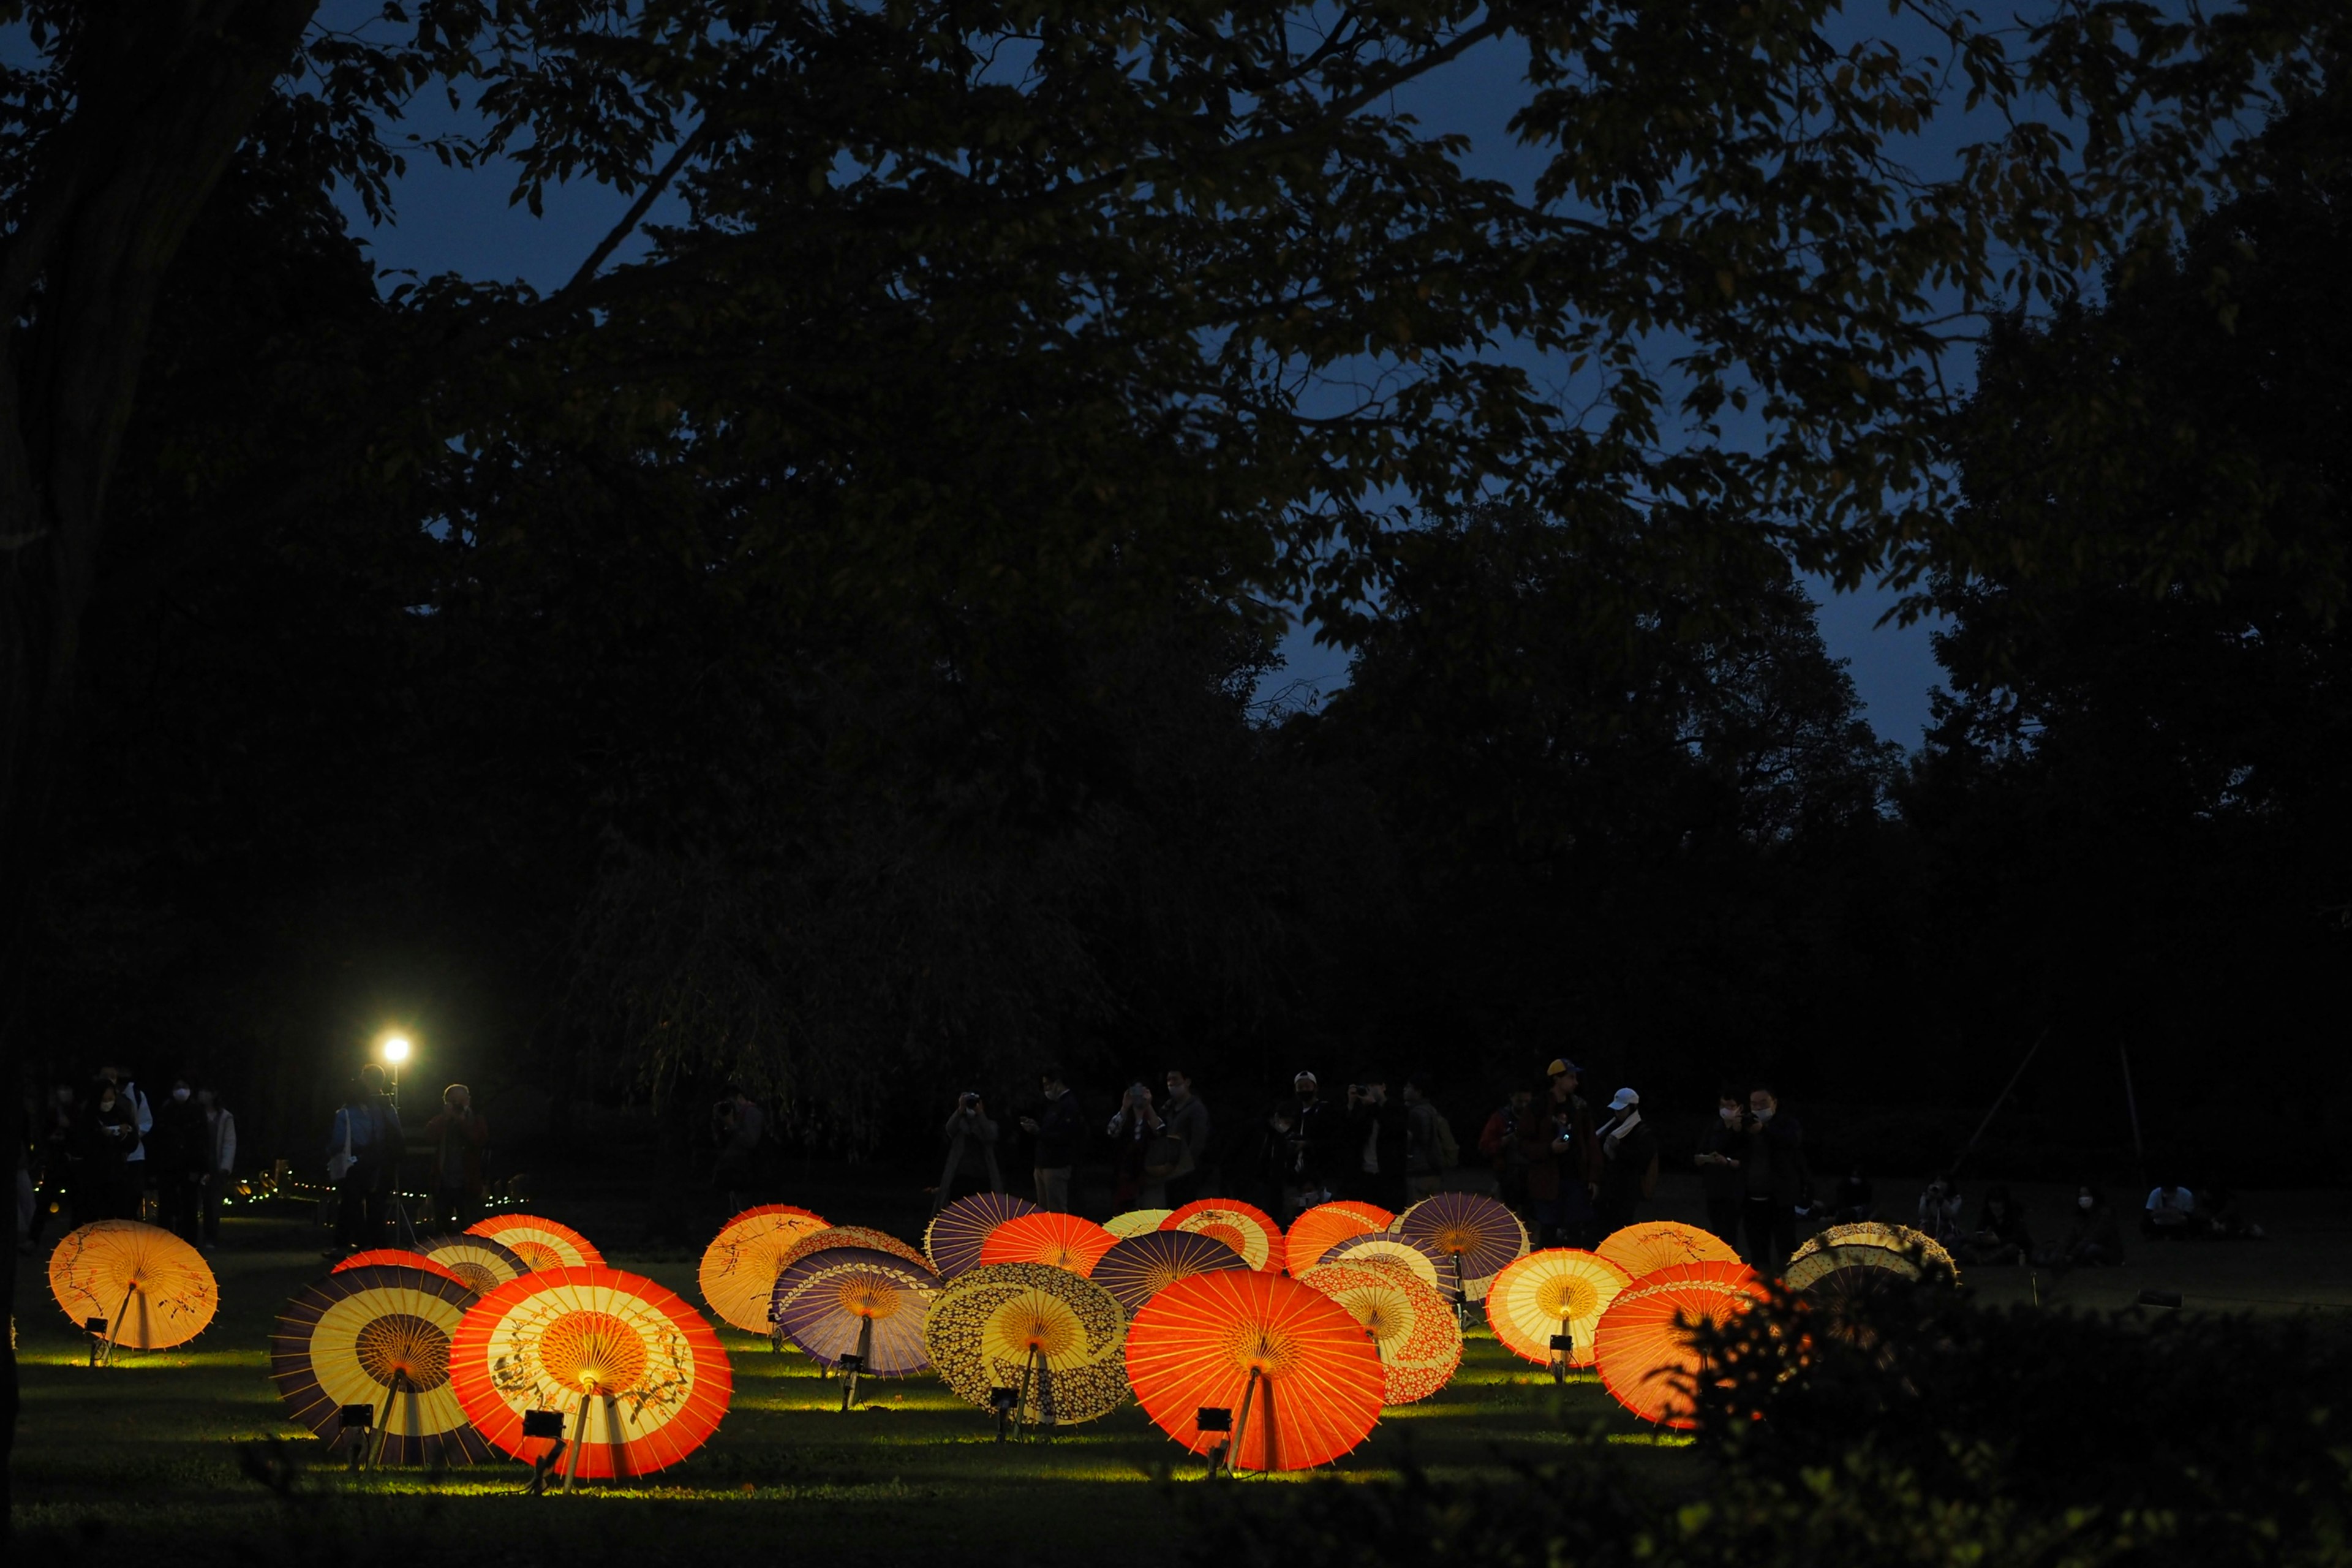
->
[366, 1370, 410, 1470]
[560, 1382, 599, 1494]
[839, 1317, 873, 1412]
[1551, 1314, 1572, 1385]
[100, 1281, 139, 1367]
[1227, 1365, 1265, 1476]
[1010, 1344, 1041, 1441]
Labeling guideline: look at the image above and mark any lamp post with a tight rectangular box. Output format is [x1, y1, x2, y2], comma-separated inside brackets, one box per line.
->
[379, 1033, 416, 1246]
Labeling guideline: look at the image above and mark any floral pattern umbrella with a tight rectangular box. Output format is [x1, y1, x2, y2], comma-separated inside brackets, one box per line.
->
[1592, 1275, 1762, 1430]
[418, 1234, 530, 1298]
[1103, 1208, 1175, 1240]
[48, 1220, 216, 1352]
[1395, 1193, 1528, 1303]
[271, 1263, 490, 1466]
[1319, 1232, 1445, 1294]
[467, 1214, 604, 1271]
[1485, 1248, 1632, 1368]
[698, 1204, 831, 1335]
[924, 1193, 1040, 1280]
[769, 1247, 940, 1378]
[1785, 1221, 1959, 1295]
[1285, 1201, 1395, 1276]
[449, 1265, 732, 1480]
[1125, 1268, 1385, 1471]
[1161, 1199, 1283, 1273]
[777, 1226, 931, 1274]
[1596, 1220, 1742, 1281]
[334, 1249, 473, 1293]
[1298, 1261, 1461, 1405]
[977, 1212, 1119, 1276]
[922, 1262, 1129, 1428]
[1091, 1229, 1250, 1316]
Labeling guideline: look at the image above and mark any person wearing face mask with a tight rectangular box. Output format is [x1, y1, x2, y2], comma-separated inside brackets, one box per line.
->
[153, 1077, 208, 1242]
[97, 1066, 153, 1220]
[2058, 1183, 2124, 1268]
[197, 1084, 236, 1248]
[1594, 1088, 1660, 1237]
[78, 1077, 141, 1221]
[1737, 1082, 1807, 1274]
[1694, 1085, 1747, 1245]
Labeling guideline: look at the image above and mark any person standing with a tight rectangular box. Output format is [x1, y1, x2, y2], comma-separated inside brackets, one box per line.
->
[1520, 1059, 1599, 1248]
[933, 1091, 1001, 1215]
[1593, 1087, 1659, 1237]
[81, 1078, 141, 1221]
[1694, 1085, 1745, 1245]
[712, 1087, 765, 1212]
[1402, 1076, 1450, 1203]
[197, 1084, 236, 1248]
[1738, 1082, 1806, 1274]
[1159, 1069, 1211, 1209]
[1343, 1077, 1409, 1212]
[1479, 1087, 1534, 1218]
[1278, 1072, 1343, 1221]
[326, 1069, 386, 1254]
[1107, 1082, 1167, 1211]
[100, 1066, 153, 1221]
[153, 1077, 206, 1242]
[423, 1084, 489, 1231]
[29, 1082, 77, 1243]
[1019, 1068, 1085, 1213]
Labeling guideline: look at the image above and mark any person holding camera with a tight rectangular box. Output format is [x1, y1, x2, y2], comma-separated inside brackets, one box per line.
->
[1518, 1058, 1599, 1248]
[933, 1090, 1002, 1216]
[1020, 1069, 1085, 1213]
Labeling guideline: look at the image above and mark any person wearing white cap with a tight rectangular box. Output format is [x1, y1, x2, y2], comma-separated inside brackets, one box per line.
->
[1593, 1087, 1659, 1237]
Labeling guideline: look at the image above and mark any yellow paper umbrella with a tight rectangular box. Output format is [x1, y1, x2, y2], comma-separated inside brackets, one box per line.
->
[1161, 1199, 1283, 1272]
[1596, 1220, 1742, 1281]
[922, 1262, 1129, 1429]
[48, 1220, 217, 1352]
[271, 1264, 489, 1466]
[1485, 1248, 1633, 1368]
[1298, 1261, 1462, 1405]
[1787, 1222, 1959, 1295]
[418, 1234, 530, 1297]
[1104, 1208, 1175, 1240]
[1320, 1232, 1445, 1294]
[467, 1213, 603, 1270]
[698, 1204, 831, 1335]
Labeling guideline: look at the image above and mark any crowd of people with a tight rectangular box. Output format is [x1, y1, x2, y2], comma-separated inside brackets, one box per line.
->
[15, 1066, 235, 1253]
[318, 1069, 493, 1257]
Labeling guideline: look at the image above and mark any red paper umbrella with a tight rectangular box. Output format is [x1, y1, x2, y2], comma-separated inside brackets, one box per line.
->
[272, 1264, 491, 1466]
[977, 1212, 1119, 1276]
[1091, 1229, 1250, 1315]
[699, 1204, 831, 1335]
[1592, 1276, 1761, 1430]
[1632, 1259, 1765, 1294]
[1596, 1220, 1741, 1281]
[334, 1250, 473, 1292]
[924, 1193, 1040, 1280]
[1284, 1201, 1394, 1277]
[468, 1214, 604, 1271]
[1396, 1193, 1527, 1302]
[1161, 1199, 1283, 1273]
[417, 1234, 530, 1297]
[1126, 1269, 1385, 1472]
[1298, 1262, 1462, 1405]
[450, 1265, 731, 1482]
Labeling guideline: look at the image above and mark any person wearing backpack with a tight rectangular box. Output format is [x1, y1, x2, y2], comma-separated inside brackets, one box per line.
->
[1403, 1076, 1455, 1201]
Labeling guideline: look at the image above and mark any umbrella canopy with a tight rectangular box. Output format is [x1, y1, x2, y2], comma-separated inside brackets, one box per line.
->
[1298, 1262, 1461, 1406]
[923, 1262, 1129, 1427]
[1396, 1193, 1528, 1303]
[1092, 1229, 1250, 1316]
[1161, 1199, 1283, 1273]
[1635, 1259, 1765, 1292]
[1319, 1232, 1445, 1294]
[976, 1212, 1119, 1276]
[467, 1214, 605, 1271]
[769, 1247, 940, 1376]
[271, 1264, 491, 1466]
[698, 1205, 831, 1334]
[449, 1264, 732, 1479]
[777, 1226, 931, 1275]
[1126, 1268, 1385, 1472]
[1103, 1208, 1175, 1240]
[418, 1234, 530, 1298]
[48, 1220, 217, 1351]
[334, 1250, 473, 1292]
[1593, 1275, 1762, 1430]
[1596, 1221, 1742, 1281]
[925, 1193, 1040, 1280]
[1485, 1248, 1632, 1368]
[1786, 1222, 1959, 1295]
[1285, 1201, 1394, 1277]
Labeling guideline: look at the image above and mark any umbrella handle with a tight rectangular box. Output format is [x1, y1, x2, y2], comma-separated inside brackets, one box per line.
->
[367, 1371, 408, 1470]
[561, 1384, 597, 1493]
[840, 1317, 873, 1412]
[1229, 1365, 1264, 1474]
[1012, 1344, 1039, 1441]
[102, 1281, 139, 1367]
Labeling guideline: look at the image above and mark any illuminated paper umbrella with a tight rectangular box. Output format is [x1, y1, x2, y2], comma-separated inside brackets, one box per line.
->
[1092, 1229, 1250, 1316]
[1485, 1248, 1632, 1368]
[770, 1248, 940, 1378]
[1284, 1200, 1394, 1277]
[1320, 1232, 1444, 1294]
[978, 1212, 1119, 1276]
[1161, 1199, 1283, 1273]
[1396, 1193, 1528, 1303]
[1103, 1208, 1174, 1240]
[469, 1214, 605, 1271]
[924, 1192, 1039, 1280]
[420, 1234, 530, 1297]
[48, 1220, 217, 1351]
[1637, 1259, 1764, 1292]
[698, 1204, 830, 1335]
[924, 1262, 1129, 1427]
[1592, 1275, 1762, 1430]
[1126, 1268, 1385, 1471]
[779, 1226, 934, 1275]
[1298, 1262, 1461, 1406]
[334, 1249, 473, 1292]
[450, 1265, 732, 1480]
[271, 1264, 490, 1465]
[1787, 1222, 1959, 1296]
[1597, 1220, 1741, 1282]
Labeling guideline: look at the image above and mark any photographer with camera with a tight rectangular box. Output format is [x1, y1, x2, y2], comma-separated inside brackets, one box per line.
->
[1019, 1069, 1084, 1213]
[933, 1090, 1002, 1216]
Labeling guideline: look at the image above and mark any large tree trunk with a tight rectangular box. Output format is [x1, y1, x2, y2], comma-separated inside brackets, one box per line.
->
[0, 1, 316, 1528]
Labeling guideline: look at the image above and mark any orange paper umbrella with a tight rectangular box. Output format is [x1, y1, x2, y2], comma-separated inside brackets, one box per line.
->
[450, 1264, 731, 1481]
[1285, 1201, 1394, 1276]
[1161, 1199, 1283, 1272]
[923, 1262, 1130, 1427]
[1092, 1229, 1250, 1315]
[1103, 1208, 1174, 1240]
[1298, 1262, 1461, 1405]
[1126, 1268, 1384, 1471]
[272, 1264, 490, 1466]
[1597, 1220, 1742, 1281]
[335, 1249, 473, 1292]
[419, 1234, 530, 1297]
[925, 1192, 1039, 1280]
[977, 1212, 1118, 1276]
[1592, 1275, 1762, 1430]
[1635, 1259, 1765, 1293]
[1485, 1248, 1632, 1368]
[1319, 1232, 1445, 1294]
[468, 1214, 605, 1271]
[1396, 1193, 1527, 1303]
[698, 1204, 831, 1335]
[48, 1220, 217, 1352]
